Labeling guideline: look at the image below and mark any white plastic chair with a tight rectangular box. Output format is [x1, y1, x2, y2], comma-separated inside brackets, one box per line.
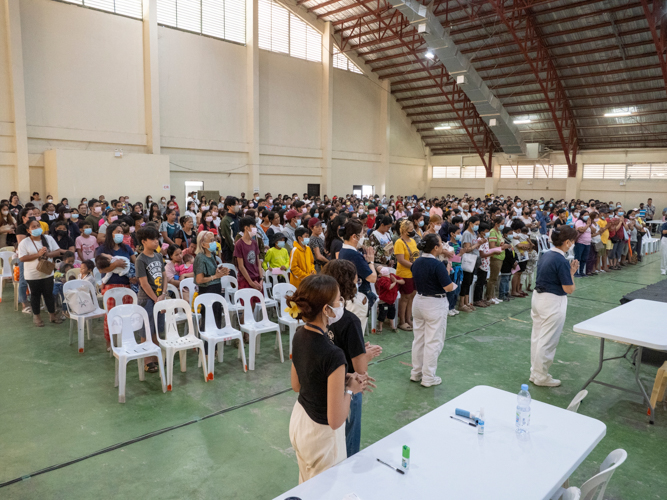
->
[92, 267, 103, 287]
[221, 262, 237, 277]
[553, 449, 627, 500]
[269, 269, 289, 288]
[272, 283, 304, 359]
[221, 276, 241, 326]
[65, 268, 81, 281]
[256, 281, 279, 321]
[64, 280, 106, 353]
[567, 390, 588, 413]
[195, 294, 247, 378]
[153, 298, 208, 391]
[179, 277, 200, 333]
[234, 289, 283, 370]
[103, 287, 137, 357]
[167, 283, 188, 327]
[107, 305, 167, 403]
[0, 250, 14, 294]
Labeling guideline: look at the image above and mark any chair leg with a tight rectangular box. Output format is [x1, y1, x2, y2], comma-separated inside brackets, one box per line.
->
[155, 350, 167, 393]
[118, 360, 127, 404]
[248, 333, 256, 371]
[238, 337, 247, 372]
[276, 329, 284, 363]
[166, 349, 175, 391]
[218, 341, 224, 363]
[114, 357, 119, 388]
[86, 319, 91, 340]
[650, 361, 667, 409]
[208, 341, 216, 381]
[77, 319, 85, 353]
[289, 324, 296, 359]
[138, 358, 145, 381]
[199, 344, 208, 381]
[179, 349, 187, 373]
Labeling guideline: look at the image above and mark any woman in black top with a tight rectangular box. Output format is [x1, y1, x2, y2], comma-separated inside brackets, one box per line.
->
[51, 206, 81, 241]
[51, 220, 75, 255]
[325, 214, 346, 260]
[174, 215, 197, 250]
[288, 275, 364, 484]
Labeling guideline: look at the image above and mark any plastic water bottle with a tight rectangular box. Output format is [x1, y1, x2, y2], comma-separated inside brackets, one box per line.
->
[516, 384, 531, 434]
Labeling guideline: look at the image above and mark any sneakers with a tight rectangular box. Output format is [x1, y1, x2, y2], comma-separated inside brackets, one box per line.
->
[22, 306, 33, 314]
[662, 271, 666, 275]
[531, 375, 561, 387]
[410, 374, 422, 383]
[421, 376, 442, 388]
[448, 309, 457, 317]
[491, 298, 502, 304]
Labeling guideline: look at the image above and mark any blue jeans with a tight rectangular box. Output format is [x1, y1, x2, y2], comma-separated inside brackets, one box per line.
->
[359, 283, 377, 311]
[53, 280, 67, 312]
[574, 243, 590, 276]
[18, 260, 28, 305]
[139, 298, 165, 340]
[346, 392, 363, 457]
[499, 274, 511, 299]
[447, 267, 463, 310]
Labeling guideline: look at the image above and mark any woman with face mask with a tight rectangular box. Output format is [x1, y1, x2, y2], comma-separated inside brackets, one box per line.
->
[287, 274, 366, 483]
[573, 210, 592, 277]
[0, 203, 17, 248]
[529, 225, 579, 387]
[410, 234, 457, 387]
[458, 216, 481, 313]
[393, 220, 418, 330]
[193, 231, 229, 332]
[321, 260, 381, 456]
[339, 219, 378, 315]
[51, 206, 81, 242]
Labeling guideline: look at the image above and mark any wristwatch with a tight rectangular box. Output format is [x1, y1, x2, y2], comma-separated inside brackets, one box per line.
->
[345, 389, 354, 397]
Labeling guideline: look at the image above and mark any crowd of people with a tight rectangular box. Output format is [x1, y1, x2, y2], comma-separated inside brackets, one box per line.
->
[0, 189, 662, 482]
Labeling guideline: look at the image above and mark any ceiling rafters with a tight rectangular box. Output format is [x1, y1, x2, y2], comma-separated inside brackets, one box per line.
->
[639, 0, 667, 94]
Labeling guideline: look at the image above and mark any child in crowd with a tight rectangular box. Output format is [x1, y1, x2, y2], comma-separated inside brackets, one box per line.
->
[75, 222, 98, 262]
[79, 259, 97, 286]
[499, 226, 517, 301]
[175, 253, 194, 277]
[374, 266, 402, 333]
[95, 254, 131, 285]
[59, 251, 76, 270]
[523, 237, 539, 293]
[263, 233, 289, 271]
[234, 216, 263, 310]
[446, 225, 463, 316]
[53, 263, 75, 316]
[290, 227, 315, 288]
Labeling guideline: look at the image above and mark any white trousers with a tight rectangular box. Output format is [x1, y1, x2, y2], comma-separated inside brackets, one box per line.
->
[661, 237, 667, 272]
[289, 400, 346, 484]
[530, 290, 567, 383]
[411, 294, 448, 384]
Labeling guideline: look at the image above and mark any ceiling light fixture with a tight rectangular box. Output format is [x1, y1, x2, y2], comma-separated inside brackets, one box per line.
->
[425, 51, 435, 59]
[434, 125, 452, 130]
[513, 119, 531, 124]
[604, 111, 632, 117]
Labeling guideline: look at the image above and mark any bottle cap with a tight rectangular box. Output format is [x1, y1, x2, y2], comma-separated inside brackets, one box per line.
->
[478, 420, 484, 425]
[521, 384, 529, 391]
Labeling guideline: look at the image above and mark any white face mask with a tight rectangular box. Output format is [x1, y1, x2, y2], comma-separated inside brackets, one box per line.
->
[356, 235, 365, 249]
[326, 303, 344, 325]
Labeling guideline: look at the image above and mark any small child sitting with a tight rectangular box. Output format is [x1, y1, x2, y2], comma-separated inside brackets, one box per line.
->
[59, 251, 76, 271]
[375, 266, 403, 333]
[53, 263, 75, 315]
[79, 260, 98, 286]
[175, 253, 194, 277]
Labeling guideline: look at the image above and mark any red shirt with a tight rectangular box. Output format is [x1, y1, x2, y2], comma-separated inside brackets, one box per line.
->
[376, 274, 399, 304]
[366, 216, 376, 229]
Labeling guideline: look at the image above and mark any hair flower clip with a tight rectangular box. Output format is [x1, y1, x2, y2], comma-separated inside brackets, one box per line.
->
[286, 301, 301, 319]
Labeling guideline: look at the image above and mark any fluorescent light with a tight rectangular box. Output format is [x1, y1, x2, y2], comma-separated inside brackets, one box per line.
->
[425, 51, 435, 59]
[604, 111, 632, 117]
[513, 119, 531, 124]
[434, 125, 452, 130]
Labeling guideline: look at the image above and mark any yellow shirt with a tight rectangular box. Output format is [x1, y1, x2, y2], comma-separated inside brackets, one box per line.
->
[394, 237, 418, 279]
[40, 221, 49, 235]
[598, 219, 609, 244]
[289, 243, 315, 288]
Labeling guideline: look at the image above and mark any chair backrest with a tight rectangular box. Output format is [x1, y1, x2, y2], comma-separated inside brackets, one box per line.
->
[272, 283, 297, 319]
[566, 390, 588, 413]
[194, 293, 232, 332]
[107, 304, 153, 350]
[152, 298, 195, 341]
[220, 276, 238, 303]
[269, 269, 289, 287]
[579, 449, 627, 500]
[92, 267, 102, 285]
[102, 287, 137, 312]
[562, 487, 581, 500]
[0, 251, 14, 276]
[234, 288, 267, 323]
[167, 283, 181, 300]
[63, 279, 98, 305]
[179, 277, 198, 309]
[221, 263, 237, 277]
[65, 268, 81, 281]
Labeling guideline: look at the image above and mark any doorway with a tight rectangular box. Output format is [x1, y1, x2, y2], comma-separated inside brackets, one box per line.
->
[352, 185, 374, 198]
[184, 181, 204, 207]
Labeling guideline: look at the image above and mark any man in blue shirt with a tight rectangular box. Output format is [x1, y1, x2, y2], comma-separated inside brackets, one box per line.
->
[535, 203, 548, 235]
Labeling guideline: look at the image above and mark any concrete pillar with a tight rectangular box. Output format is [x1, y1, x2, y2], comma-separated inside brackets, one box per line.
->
[424, 147, 433, 198]
[320, 22, 333, 197]
[246, 0, 260, 195]
[142, 0, 161, 154]
[566, 164, 582, 200]
[484, 157, 499, 195]
[4, 0, 30, 201]
[377, 79, 390, 197]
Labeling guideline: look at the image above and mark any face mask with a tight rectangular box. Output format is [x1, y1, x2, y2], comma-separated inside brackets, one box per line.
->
[326, 303, 344, 325]
[205, 216, 213, 222]
[499, 224, 505, 230]
[407, 230, 416, 237]
[208, 241, 217, 253]
[296, 219, 302, 226]
[31, 228, 43, 237]
[168, 205, 175, 210]
[109, 215, 118, 223]
[211, 212, 218, 218]
[94, 207, 102, 215]
[539, 204, 544, 209]
[56, 230, 67, 237]
[161, 199, 166, 204]
[507, 234, 514, 241]
[84, 228, 93, 235]
[113, 234, 124, 244]
[455, 233, 462, 241]
[473, 225, 479, 232]
[484, 232, 490, 238]
[617, 204, 622, 207]
[277, 241, 285, 249]
[617, 212, 624, 216]
[250, 227, 258, 237]
[356, 235, 366, 248]
[582, 215, 589, 221]
[302, 237, 310, 245]
[630, 216, 636, 220]
[516, 203, 521, 208]
[313, 213, 319, 218]
[47, 198, 53, 203]
[434, 224, 441, 232]
[1, 210, 8, 216]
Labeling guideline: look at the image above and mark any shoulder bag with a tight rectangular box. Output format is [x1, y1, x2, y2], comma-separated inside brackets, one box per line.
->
[33, 236, 55, 275]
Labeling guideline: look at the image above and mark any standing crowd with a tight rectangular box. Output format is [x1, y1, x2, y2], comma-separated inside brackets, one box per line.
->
[0, 189, 662, 482]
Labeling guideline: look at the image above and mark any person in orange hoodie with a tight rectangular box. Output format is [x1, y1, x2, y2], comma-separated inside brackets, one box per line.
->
[290, 226, 315, 287]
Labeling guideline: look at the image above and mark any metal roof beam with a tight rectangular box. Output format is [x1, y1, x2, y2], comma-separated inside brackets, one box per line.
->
[640, 0, 667, 94]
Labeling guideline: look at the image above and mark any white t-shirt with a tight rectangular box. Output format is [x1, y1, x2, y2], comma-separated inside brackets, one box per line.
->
[18, 235, 60, 280]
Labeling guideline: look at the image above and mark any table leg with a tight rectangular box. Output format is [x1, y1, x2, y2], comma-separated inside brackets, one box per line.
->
[581, 338, 606, 392]
[634, 347, 656, 424]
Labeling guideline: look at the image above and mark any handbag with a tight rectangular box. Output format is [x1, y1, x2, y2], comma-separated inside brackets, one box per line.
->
[461, 252, 477, 273]
[64, 285, 96, 315]
[32, 237, 55, 275]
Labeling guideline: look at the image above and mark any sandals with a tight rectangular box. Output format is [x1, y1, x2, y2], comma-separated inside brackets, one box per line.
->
[50, 315, 64, 325]
[398, 323, 413, 331]
[144, 362, 159, 373]
[33, 316, 44, 328]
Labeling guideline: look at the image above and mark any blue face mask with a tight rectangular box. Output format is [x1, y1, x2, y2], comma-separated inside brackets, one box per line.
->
[499, 224, 505, 230]
[455, 233, 462, 241]
[113, 234, 124, 244]
[31, 228, 43, 237]
[71, 214, 79, 219]
[419, 221, 424, 227]
[282, 205, 286, 210]
[84, 228, 93, 235]
[507, 234, 514, 241]
[302, 237, 310, 245]
[582, 215, 589, 221]
[277, 241, 285, 249]
[484, 232, 490, 238]
[314, 213, 319, 218]
[473, 225, 479, 232]
[618, 212, 624, 216]
[516, 203, 522, 208]
[208, 241, 217, 253]
[539, 204, 544, 209]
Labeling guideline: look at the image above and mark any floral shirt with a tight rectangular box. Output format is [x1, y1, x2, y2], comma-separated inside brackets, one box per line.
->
[479, 242, 490, 272]
[370, 230, 394, 266]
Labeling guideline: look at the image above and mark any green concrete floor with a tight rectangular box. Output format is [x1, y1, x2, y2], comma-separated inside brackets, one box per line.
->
[1, 256, 666, 500]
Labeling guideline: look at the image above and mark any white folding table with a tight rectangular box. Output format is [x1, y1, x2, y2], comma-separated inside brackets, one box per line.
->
[574, 298, 667, 424]
[645, 220, 664, 237]
[274, 385, 606, 500]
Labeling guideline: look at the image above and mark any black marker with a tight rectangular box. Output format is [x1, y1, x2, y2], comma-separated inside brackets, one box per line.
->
[377, 458, 405, 474]
[450, 415, 477, 427]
